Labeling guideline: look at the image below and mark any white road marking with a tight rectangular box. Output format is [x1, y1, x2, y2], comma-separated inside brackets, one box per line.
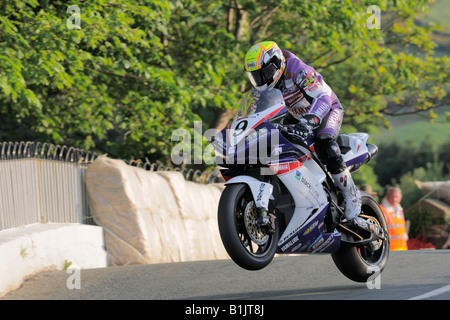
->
[408, 283, 450, 300]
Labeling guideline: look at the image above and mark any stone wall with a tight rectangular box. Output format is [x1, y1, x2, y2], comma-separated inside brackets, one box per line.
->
[85, 156, 229, 265]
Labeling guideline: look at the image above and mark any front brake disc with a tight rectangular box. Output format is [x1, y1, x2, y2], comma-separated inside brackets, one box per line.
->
[244, 201, 269, 245]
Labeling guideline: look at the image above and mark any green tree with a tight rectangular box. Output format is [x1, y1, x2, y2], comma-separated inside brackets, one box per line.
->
[0, 0, 199, 162]
[0, 0, 448, 166]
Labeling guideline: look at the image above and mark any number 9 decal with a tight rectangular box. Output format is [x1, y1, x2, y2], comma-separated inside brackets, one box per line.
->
[233, 120, 248, 136]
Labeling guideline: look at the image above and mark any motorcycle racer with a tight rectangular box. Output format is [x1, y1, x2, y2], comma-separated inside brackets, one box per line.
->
[244, 41, 362, 223]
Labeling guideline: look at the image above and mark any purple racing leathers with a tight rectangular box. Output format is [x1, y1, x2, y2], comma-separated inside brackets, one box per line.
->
[271, 49, 361, 219]
[278, 49, 343, 139]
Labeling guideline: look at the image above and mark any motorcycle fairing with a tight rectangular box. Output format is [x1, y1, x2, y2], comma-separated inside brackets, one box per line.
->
[338, 133, 370, 167]
[277, 203, 341, 254]
[272, 155, 338, 253]
[213, 121, 307, 166]
[227, 106, 286, 148]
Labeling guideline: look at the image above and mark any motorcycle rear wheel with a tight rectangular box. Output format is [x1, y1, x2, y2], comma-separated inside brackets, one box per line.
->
[331, 193, 390, 282]
[218, 183, 279, 271]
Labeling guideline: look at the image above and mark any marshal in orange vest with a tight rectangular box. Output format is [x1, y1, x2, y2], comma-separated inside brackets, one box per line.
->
[380, 188, 408, 251]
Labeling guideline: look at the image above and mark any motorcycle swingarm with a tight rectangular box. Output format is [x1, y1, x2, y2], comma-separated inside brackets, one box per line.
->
[338, 221, 386, 247]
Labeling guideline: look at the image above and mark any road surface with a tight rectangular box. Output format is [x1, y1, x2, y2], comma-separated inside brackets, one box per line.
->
[2, 250, 449, 300]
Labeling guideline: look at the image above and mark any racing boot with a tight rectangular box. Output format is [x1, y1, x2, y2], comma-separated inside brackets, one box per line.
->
[331, 168, 362, 221]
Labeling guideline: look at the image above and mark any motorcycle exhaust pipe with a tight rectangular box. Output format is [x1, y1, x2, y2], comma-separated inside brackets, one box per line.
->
[349, 143, 378, 173]
[365, 143, 378, 163]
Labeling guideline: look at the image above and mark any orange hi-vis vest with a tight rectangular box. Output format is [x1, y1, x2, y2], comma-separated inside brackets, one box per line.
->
[380, 199, 408, 251]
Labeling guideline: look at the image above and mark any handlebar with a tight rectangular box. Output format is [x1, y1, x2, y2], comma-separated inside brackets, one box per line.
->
[273, 122, 313, 140]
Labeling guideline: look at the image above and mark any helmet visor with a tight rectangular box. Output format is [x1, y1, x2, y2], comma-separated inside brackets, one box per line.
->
[262, 63, 277, 82]
[246, 63, 277, 88]
[246, 70, 264, 87]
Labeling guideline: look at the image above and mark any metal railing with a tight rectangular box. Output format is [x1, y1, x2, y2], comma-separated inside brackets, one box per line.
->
[0, 141, 98, 231]
[0, 141, 224, 232]
[127, 157, 225, 184]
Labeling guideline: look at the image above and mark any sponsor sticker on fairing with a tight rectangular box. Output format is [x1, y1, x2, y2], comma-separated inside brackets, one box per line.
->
[268, 161, 301, 175]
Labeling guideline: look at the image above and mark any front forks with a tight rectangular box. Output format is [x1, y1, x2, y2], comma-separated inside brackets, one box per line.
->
[256, 207, 276, 234]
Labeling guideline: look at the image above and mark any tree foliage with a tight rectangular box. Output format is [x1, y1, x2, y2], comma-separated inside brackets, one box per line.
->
[374, 139, 450, 187]
[0, 0, 448, 165]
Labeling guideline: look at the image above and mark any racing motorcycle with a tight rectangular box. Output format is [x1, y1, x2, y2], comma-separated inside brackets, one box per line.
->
[211, 88, 389, 283]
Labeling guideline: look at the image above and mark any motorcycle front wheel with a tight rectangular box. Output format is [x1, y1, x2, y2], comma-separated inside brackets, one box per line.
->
[218, 183, 279, 271]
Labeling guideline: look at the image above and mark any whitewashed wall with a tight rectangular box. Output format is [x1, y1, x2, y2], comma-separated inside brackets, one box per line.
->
[85, 156, 228, 265]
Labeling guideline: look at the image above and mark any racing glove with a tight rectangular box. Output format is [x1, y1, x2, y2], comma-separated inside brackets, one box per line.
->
[293, 114, 320, 138]
[302, 114, 321, 129]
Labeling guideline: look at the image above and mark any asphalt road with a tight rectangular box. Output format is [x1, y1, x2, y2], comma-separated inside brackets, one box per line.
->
[2, 250, 449, 300]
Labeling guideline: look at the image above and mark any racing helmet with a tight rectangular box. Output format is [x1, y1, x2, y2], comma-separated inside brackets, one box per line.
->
[244, 41, 286, 91]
